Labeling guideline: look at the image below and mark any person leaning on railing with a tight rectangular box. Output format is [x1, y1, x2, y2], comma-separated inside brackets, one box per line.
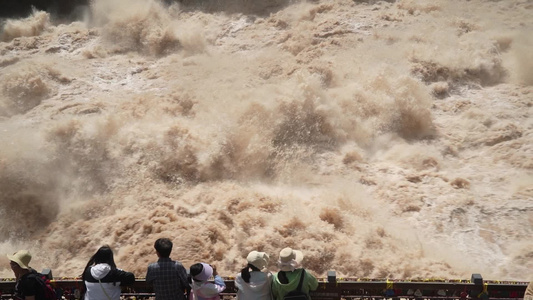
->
[146, 238, 190, 300]
[271, 247, 318, 300]
[81, 245, 135, 300]
[189, 263, 226, 300]
[234, 251, 272, 300]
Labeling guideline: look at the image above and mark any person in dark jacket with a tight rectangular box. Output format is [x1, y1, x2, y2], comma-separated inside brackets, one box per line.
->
[146, 238, 190, 300]
[7, 250, 41, 300]
[81, 245, 135, 300]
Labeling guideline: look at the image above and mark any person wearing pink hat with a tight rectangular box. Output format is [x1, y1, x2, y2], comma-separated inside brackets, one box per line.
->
[271, 247, 318, 300]
[189, 263, 226, 300]
[234, 250, 272, 300]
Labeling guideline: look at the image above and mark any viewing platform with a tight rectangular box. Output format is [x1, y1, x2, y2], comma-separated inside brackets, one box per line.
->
[0, 271, 528, 300]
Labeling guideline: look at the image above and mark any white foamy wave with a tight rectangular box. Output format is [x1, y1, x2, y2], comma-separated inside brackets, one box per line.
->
[91, 0, 180, 55]
[1, 10, 50, 42]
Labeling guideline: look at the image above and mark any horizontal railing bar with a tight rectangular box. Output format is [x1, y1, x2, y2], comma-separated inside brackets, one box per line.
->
[0, 279, 527, 300]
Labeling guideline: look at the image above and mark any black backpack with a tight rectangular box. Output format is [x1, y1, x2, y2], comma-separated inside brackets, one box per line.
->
[28, 272, 57, 300]
[283, 269, 309, 300]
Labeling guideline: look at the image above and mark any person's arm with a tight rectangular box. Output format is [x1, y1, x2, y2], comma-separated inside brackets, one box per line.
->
[213, 275, 226, 291]
[267, 273, 274, 300]
[234, 273, 243, 291]
[25, 296, 36, 300]
[145, 265, 154, 285]
[271, 275, 280, 300]
[116, 269, 136, 286]
[197, 265, 226, 297]
[306, 271, 318, 291]
[212, 265, 226, 292]
[177, 264, 190, 295]
[198, 275, 226, 296]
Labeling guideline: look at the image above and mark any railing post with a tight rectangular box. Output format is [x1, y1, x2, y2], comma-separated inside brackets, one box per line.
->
[326, 271, 340, 300]
[471, 273, 488, 300]
[327, 271, 336, 284]
[42, 269, 54, 280]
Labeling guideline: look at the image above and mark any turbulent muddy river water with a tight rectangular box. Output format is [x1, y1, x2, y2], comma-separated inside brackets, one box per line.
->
[0, 0, 532, 281]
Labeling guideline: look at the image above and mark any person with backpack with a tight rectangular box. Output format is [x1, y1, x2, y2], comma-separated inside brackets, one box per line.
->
[81, 245, 135, 300]
[189, 263, 226, 300]
[7, 249, 56, 300]
[271, 247, 318, 300]
[234, 250, 272, 300]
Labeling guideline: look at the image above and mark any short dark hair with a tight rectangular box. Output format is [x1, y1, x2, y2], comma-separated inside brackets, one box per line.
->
[190, 263, 203, 276]
[154, 238, 173, 258]
[189, 263, 203, 282]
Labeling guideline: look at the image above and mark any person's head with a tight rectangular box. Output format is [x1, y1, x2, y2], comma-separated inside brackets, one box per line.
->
[241, 251, 269, 283]
[7, 250, 32, 276]
[247, 251, 269, 270]
[91, 245, 116, 268]
[278, 247, 303, 272]
[83, 245, 117, 278]
[190, 263, 213, 282]
[154, 238, 173, 258]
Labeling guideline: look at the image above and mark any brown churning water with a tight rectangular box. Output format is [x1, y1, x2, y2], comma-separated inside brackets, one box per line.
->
[0, 0, 531, 280]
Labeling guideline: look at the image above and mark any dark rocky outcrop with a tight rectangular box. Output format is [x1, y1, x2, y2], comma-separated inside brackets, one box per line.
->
[0, 0, 89, 19]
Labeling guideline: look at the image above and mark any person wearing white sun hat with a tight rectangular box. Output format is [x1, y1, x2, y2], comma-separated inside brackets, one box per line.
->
[7, 250, 38, 300]
[234, 250, 273, 300]
[271, 247, 318, 300]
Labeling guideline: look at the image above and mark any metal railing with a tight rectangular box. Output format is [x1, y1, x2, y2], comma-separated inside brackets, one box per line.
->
[0, 273, 528, 300]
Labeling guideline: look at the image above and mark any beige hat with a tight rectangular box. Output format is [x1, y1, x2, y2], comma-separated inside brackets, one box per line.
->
[278, 247, 303, 272]
[7, 250, 32, 269]
[247, 251, 269, 270]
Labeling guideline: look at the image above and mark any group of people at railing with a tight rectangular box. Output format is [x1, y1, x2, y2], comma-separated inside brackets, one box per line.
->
[7, 237, 318, 300]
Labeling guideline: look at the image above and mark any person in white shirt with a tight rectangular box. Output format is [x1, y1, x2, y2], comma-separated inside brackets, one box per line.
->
[81, 245, 135, 300]
[234, 251, 272, 300]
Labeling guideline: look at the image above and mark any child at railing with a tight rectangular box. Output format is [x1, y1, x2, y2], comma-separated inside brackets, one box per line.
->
[189, 263, 226, 300]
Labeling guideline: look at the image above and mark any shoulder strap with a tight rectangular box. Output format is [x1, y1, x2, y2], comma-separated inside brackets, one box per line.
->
[296, 269, 305, 292]
[26, 271, 40, 279]
[98, 280, 113, 300]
